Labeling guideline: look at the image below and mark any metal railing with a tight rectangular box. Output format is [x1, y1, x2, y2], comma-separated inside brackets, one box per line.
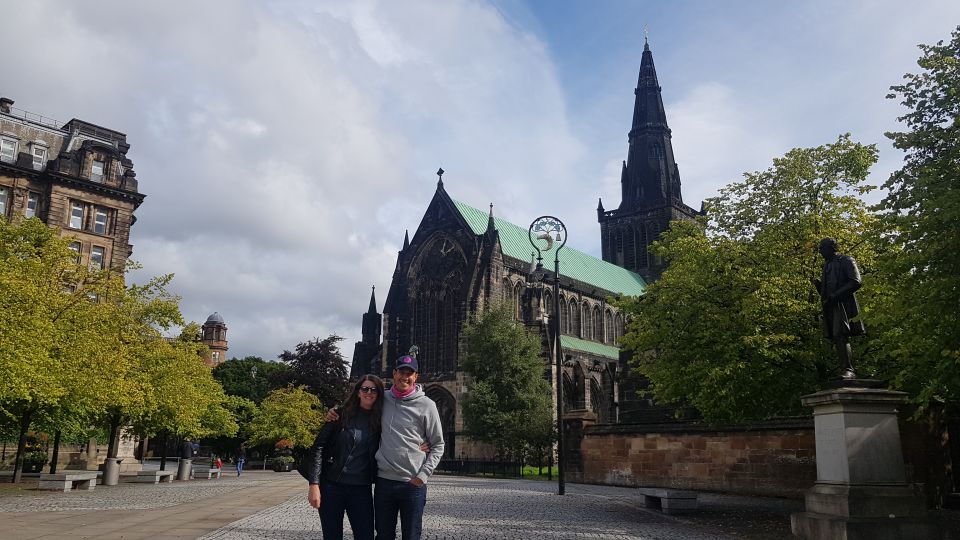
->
[1, 105, 61, 129]
[435, 458, 523, 478]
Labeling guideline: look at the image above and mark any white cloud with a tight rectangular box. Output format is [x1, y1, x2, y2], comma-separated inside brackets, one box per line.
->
[0, 0, 581, 360]
[3, 0, 957, 363]
[668, 82, 785, 207]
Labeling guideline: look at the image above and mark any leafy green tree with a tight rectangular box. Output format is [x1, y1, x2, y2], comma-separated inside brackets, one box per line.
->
[278, 336, 350, 407]
[0, 218, 127, 481]
[872, 26, 960, 411]
[205, 394, 258, 460]
[459, 304, 554, 460]
[247, 386, 325, 449]
[619, 135, 881, 422]
[213, 356, 291, 403]
[132, 334, 237, 441]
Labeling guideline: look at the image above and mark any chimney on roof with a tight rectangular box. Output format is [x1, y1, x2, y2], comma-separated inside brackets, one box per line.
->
[0, 98, 13, 114]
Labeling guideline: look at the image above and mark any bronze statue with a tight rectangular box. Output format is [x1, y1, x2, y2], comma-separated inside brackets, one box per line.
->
[812, 238, 864, 379]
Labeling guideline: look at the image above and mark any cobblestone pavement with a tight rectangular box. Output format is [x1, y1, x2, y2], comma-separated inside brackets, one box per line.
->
[0, 474, 274, 512]
[200, 476, 735, 540]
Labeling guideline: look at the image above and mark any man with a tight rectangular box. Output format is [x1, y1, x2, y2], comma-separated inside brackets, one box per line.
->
[328, 355, 444, 540]
[813, 237, 864, 379]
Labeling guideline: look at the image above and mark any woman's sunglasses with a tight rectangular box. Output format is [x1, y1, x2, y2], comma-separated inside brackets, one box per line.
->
[359, 386, 380, 394]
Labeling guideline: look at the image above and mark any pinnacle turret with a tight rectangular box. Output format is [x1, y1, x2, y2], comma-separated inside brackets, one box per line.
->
[367, 286, 377, 313]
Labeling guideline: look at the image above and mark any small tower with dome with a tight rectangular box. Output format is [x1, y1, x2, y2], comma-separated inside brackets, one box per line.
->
[201, 312, 228, 367]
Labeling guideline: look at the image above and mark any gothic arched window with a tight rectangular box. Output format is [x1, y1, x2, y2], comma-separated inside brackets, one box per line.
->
[591, 378, 608, 423]
[559, 297, 567, 334]
[409, 234, 466, 374]
[604, 310, 613, 344]
[593, 305, 603, 342]
[582, 304, 592, 341]
[570, 299, 580, 338]
[624, 225, 636, 270]
[638, 225, 649, 269]
[513, 281, 524, 321]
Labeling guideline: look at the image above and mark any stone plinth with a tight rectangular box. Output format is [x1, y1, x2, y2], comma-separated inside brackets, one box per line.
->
[791, 386, 944, 539]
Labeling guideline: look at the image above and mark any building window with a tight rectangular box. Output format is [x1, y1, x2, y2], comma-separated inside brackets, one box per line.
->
[0, 187, 8, 216]
[211, 351, 221, 363]
[90, 246, 105, 270]
[25, 192, 39, 218]
[0, 138, 16, 163]
[31, 146, 47, 170]
[91, 159, 105, 183]
[69, 201, 84, 229]
[94, 207, 108, 234]
[69, 241, 82, 263]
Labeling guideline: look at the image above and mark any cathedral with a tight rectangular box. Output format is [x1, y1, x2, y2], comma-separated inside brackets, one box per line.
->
[351, 40, 698, 458]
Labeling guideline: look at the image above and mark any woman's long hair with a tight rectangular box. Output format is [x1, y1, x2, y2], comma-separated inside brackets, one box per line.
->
[339, 374, 384, 433]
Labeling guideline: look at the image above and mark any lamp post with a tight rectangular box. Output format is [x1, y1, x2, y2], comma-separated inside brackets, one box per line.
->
[528, 215, 567, 495]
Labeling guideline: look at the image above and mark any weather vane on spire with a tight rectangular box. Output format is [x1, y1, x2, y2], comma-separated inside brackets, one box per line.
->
[644, 24, 649, 45]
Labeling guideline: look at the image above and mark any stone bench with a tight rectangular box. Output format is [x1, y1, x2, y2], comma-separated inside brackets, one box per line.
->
[38, 471, 98, 492]
[637, 487, 698, 514]
[192, 466, 222, 480]
[134, 470, 176, 484]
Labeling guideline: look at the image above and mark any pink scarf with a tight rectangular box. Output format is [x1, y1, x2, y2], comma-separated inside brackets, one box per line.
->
[391, 384, 416, 400]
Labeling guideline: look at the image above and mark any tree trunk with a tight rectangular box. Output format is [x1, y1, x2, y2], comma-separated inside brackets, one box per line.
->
[49, 430, 62, 474]
[12, 410, 33, 484]
[159, 432, 168, 471]
[106, 414, 121, 459]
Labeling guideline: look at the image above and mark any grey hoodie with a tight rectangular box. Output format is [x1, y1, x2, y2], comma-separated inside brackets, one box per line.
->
[376, 384, 445, 484]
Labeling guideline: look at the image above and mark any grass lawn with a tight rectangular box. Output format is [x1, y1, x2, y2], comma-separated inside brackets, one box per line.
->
[520, 465, 558, 480]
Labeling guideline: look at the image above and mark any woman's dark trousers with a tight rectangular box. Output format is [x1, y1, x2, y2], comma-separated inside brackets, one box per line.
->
[319, 481, 375, 540]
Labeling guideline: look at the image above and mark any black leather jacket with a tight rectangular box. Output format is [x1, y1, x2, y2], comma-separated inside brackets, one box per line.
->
[305, 412, 379, 485]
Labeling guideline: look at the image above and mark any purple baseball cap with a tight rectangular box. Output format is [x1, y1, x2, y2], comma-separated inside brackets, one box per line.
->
[395, 355, 419, 372]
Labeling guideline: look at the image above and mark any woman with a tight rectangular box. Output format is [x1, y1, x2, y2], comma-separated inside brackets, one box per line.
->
[306, 374, 384, 540]
[236, 443, 246, 477]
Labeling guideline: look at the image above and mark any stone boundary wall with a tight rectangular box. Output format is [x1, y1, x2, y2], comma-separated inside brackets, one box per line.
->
[570, 419, 817, 498]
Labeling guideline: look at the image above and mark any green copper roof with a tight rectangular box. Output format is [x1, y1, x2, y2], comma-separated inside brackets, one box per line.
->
[560, 335, 621, 360]
[452, 199, 646, 296]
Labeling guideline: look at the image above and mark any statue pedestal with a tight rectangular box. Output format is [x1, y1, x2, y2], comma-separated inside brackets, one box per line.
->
[790, 387, 942, 539]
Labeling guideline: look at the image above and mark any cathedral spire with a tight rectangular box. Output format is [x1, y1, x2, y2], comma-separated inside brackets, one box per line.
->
[620, 39, 683, 209]
[599, 38, 699, 284]
[403, 229, 410, 251]
[486, 203, 496, 233]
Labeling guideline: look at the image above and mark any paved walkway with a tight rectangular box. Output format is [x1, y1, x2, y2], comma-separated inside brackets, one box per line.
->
[201, 476, 736, 540]
[1, 471, 806, 539]
[0, 471, 303, 539]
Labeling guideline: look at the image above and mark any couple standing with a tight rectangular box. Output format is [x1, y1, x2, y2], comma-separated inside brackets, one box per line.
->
[305, 355, 445, 540]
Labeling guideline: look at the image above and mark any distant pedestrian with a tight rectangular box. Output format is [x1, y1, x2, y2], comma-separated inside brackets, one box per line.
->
[180, 438, 195, 460]
[237, 443, 246, 476]
[306, 374, 385, 540]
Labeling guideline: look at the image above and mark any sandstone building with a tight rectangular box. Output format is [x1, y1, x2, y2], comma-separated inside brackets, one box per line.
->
[200, 312, 229, 368]
[351, 42, 698, 458]
[0, 97, 144, 270]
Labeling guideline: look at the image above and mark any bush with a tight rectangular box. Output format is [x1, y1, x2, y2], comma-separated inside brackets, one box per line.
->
[22, 450, 48, 466]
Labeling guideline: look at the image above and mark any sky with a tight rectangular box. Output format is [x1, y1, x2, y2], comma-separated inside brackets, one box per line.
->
[2, 1, 958, 362]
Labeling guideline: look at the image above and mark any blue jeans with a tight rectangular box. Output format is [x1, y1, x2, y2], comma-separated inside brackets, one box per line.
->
[374, 478, 427, 540]
[236, 459, 244, 475]
[319, 481, 374, 540]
